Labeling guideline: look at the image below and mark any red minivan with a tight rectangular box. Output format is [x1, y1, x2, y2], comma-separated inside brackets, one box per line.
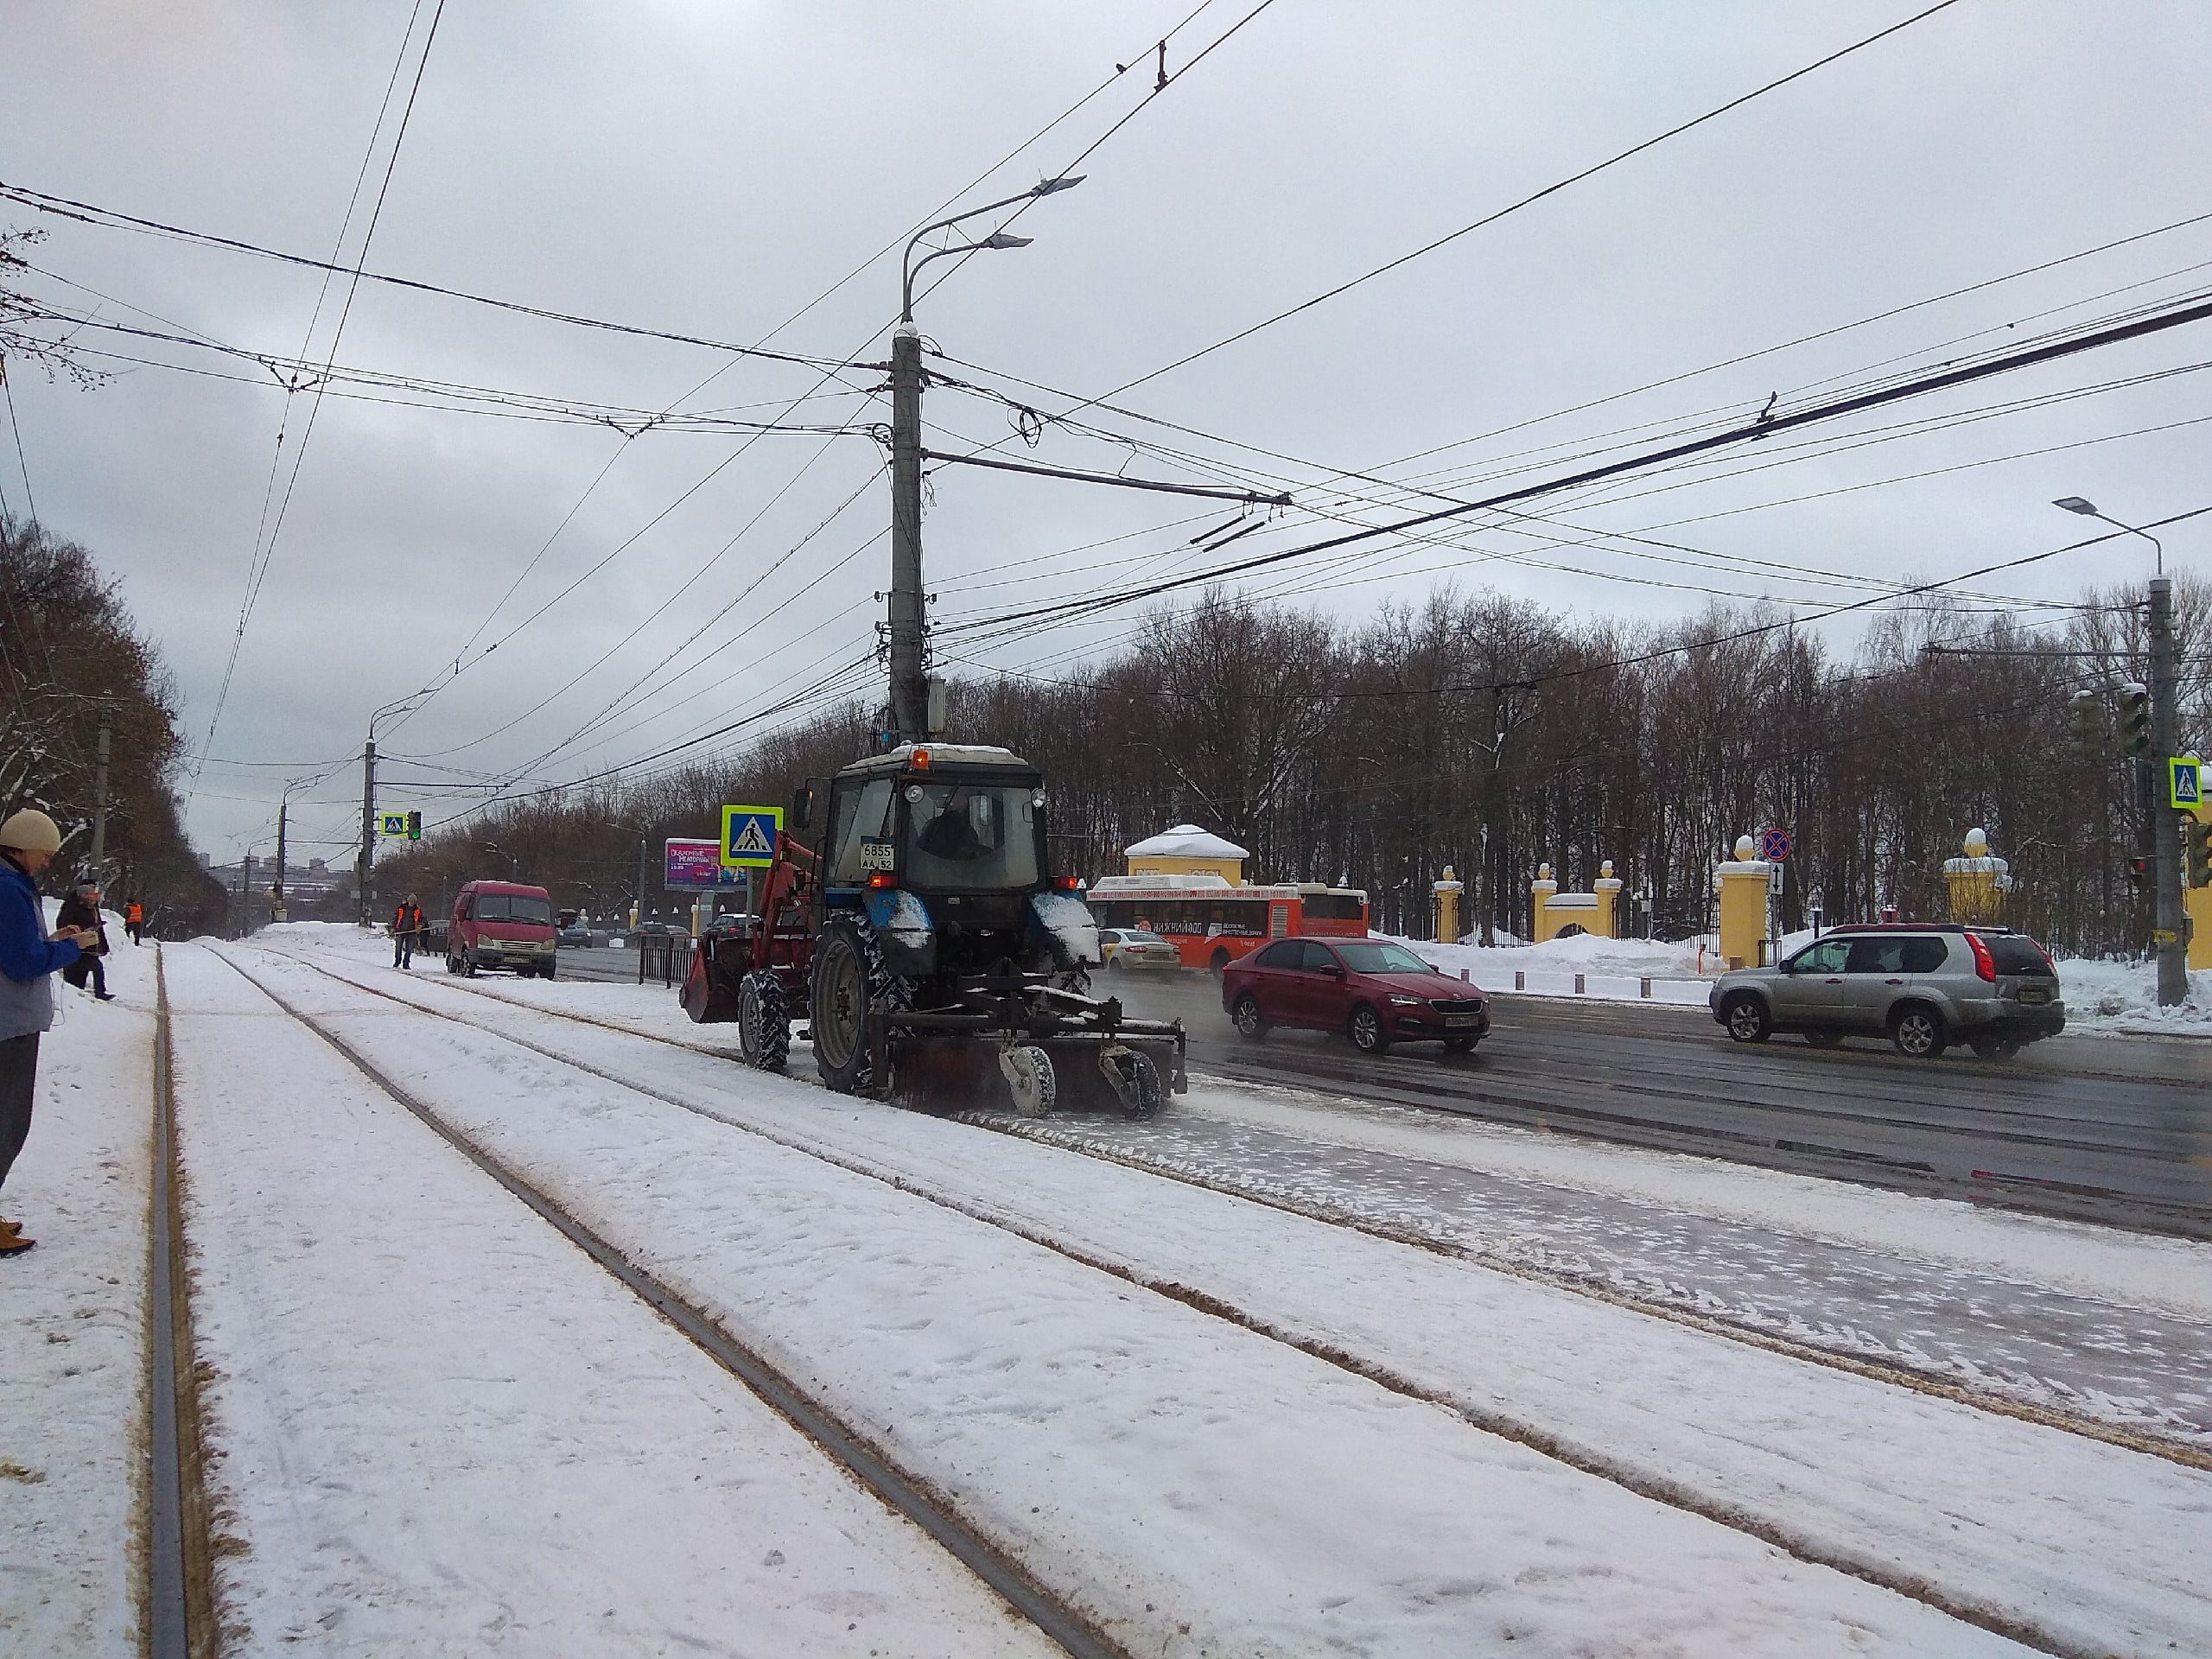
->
[448, 880, 558, 978]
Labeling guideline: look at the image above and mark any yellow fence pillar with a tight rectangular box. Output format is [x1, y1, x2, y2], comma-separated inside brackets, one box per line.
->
[1433, 867, 1463, 944]
[1942, 828, 2011, 925]
[1714, 835, 1771, 969]
[1593, 860, 1623, 939]
[1529, 864, 1556, 943]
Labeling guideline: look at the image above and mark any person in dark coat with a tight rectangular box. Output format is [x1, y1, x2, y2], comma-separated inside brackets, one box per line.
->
[58, 878, 114, 1001]
[0, 809, 93, 1255]
[392, 894, 425, 969]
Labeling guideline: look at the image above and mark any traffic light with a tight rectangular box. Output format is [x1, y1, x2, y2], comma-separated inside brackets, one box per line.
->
[406, 810, 423, 841]
[2066, 689, 2102, 754]
[2187, 816, 2212, 890]
[2126, 854, 2150, 890]
[2119, 682, 2151, 755]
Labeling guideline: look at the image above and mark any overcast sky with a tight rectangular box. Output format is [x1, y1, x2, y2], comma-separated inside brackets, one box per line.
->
[4, 0, 2209, 862]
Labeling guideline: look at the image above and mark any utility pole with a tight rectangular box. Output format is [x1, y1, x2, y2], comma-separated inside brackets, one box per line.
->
[888, 177, 1080, 745]
[2149, 575, 2186, 1006]
[887, 319, 928, 744]
[88, 702, 111, 877]
[633, 836, 649, 930]
[356, 739, 377, 927]
[272, 798, 289, 924]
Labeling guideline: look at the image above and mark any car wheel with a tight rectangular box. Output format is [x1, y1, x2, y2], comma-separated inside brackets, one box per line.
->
[1209, 947, 1231, 976]
[1891, 1004, 1948, 1059]
[1721, 993, 1770, 1044]
[1231, 992, 1268, 1040]
[1443, 1033, 1478, 1053]
[1347, 1003, 1390, 1053]
[1802, 1030, 1844, 1049]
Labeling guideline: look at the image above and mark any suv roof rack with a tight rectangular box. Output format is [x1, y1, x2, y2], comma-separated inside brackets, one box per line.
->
[1821, 921, 2015, 934]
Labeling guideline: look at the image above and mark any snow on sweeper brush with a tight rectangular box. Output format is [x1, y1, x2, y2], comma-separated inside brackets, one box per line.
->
[683, 743, 1187, 1117]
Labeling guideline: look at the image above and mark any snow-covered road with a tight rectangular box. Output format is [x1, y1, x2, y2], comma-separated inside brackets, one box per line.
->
[10, 922, 2210, 1656]
[216, 932, 2210, 1656]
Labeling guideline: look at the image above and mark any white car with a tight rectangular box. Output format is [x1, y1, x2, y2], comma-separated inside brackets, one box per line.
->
[1099, 928, 1181, 970]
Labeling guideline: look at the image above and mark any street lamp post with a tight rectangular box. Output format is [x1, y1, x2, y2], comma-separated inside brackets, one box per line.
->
[886, 176, 1082, 744]
[2053, 496, 2184, 1005]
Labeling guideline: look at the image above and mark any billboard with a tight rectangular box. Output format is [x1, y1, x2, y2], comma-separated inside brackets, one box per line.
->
[665, 838, 748, 892]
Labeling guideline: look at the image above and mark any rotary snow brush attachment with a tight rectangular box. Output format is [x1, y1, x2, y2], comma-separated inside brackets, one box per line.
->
[874, 982, 1187, 1120]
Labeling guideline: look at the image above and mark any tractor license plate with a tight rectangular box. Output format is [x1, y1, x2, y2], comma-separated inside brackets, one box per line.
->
[2018, 988, 2049, 1005]
[1445, 1014, 1479, 1028]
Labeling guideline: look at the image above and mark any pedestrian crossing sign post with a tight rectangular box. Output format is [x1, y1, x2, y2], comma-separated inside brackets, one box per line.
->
[2168, 756, 2202, 810]
[378, 811, 422, 840]
[720, 804, 782, 868]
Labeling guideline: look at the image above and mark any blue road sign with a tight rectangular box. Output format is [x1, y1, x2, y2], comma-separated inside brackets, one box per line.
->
[720, 804, 783, 868]
[2170, 756, 2202, 809]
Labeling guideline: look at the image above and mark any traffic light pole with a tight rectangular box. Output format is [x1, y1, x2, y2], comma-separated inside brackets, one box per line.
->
[2149, 576, 2186, 1006]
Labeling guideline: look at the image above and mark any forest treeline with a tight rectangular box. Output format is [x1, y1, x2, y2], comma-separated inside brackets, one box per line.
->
[0, 513, 228, 936]
[379, 575, 2209, 957]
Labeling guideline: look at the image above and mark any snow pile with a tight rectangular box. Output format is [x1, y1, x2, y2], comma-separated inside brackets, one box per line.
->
[1385, 931, 1716, 1006]
[2050, 955, 2212, 1036]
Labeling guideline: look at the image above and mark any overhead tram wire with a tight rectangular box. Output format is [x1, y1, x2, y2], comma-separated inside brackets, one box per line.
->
[366, 0, 1247, 759]
[942, 287, 2212, 639]
[942, 508, 2212, 708]
[388, 3, 1271, 797]
[925, 251, 2212, 576]
[923, 0, 1970, 493]
[189, 0, 448, 796]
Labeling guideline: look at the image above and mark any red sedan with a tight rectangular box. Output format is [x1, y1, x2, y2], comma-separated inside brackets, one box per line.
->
[1221, 937, 1490, 1054]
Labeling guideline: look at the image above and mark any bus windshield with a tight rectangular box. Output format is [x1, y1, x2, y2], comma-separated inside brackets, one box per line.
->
[903, 780, 1042, 890]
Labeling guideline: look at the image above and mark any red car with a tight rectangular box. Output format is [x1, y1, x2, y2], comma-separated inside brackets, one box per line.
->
[1221, 937, 1490, 1054]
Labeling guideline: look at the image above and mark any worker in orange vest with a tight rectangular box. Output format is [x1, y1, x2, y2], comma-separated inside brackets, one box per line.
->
[125, 900, 144, 945]
[391, 894, 425, 969]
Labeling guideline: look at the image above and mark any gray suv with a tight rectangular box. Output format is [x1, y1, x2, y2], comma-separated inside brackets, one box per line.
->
[1710, 925, 2064, 1059]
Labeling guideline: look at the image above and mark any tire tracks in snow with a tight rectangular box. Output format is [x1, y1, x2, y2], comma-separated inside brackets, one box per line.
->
[202, 947, 1131, 1659]
[238, 944, 2194, 1659]
[286, 944, 2212, 1474]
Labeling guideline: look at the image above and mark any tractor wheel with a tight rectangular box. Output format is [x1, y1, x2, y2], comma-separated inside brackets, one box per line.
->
[1969, 1033, 2021, 1061]
[1001, 1044, 1058, 1118]
[811, 920, 906, 1094]
[739, 971, 791, 1072]
[1803, 1030, 1844, 1048]
[1122, 1050, 1163, 1120]
[1443, 1033, 1478, 1053]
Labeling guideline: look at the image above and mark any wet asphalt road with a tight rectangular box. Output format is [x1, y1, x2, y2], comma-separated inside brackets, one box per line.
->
[1098, 968, 2212, 1237]
[541, 947, 2211, 1236]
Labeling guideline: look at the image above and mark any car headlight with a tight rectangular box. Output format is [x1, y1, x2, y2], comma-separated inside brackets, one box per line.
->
[1387, 994, 1423, 1007]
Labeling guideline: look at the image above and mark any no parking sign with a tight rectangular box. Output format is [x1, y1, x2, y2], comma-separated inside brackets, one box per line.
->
[1758, 827, 1793, 861]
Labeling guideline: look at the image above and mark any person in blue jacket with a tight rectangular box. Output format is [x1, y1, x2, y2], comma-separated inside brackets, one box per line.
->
[0, 809, 99, 1256]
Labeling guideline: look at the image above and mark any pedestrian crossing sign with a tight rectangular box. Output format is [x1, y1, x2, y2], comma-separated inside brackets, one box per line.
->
[379, 811, 408, 838]
[2170, 756, 2202, 809]
[720, 804, 782, 868]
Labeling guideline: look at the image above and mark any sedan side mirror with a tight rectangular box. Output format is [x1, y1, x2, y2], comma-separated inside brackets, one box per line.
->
[1320, 964, 1345, 978]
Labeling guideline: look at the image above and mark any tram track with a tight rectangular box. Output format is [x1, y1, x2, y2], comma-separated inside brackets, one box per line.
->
[162, 949, 2207, 1659]
[200, 945, 1131, 1659]
[147, 946, 213, 1659]
[258, 945, 2212, 1475]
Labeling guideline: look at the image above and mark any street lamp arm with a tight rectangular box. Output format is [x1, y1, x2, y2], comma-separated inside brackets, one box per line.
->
[900, 176, 1080, 320]
[902, 236, 1030, 321]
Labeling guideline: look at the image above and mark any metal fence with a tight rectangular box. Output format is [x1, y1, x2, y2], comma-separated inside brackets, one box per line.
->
[638, 929, 682, 987]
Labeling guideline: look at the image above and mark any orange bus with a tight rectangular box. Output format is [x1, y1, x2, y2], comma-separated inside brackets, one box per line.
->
[1086, 874, 1369, 972]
